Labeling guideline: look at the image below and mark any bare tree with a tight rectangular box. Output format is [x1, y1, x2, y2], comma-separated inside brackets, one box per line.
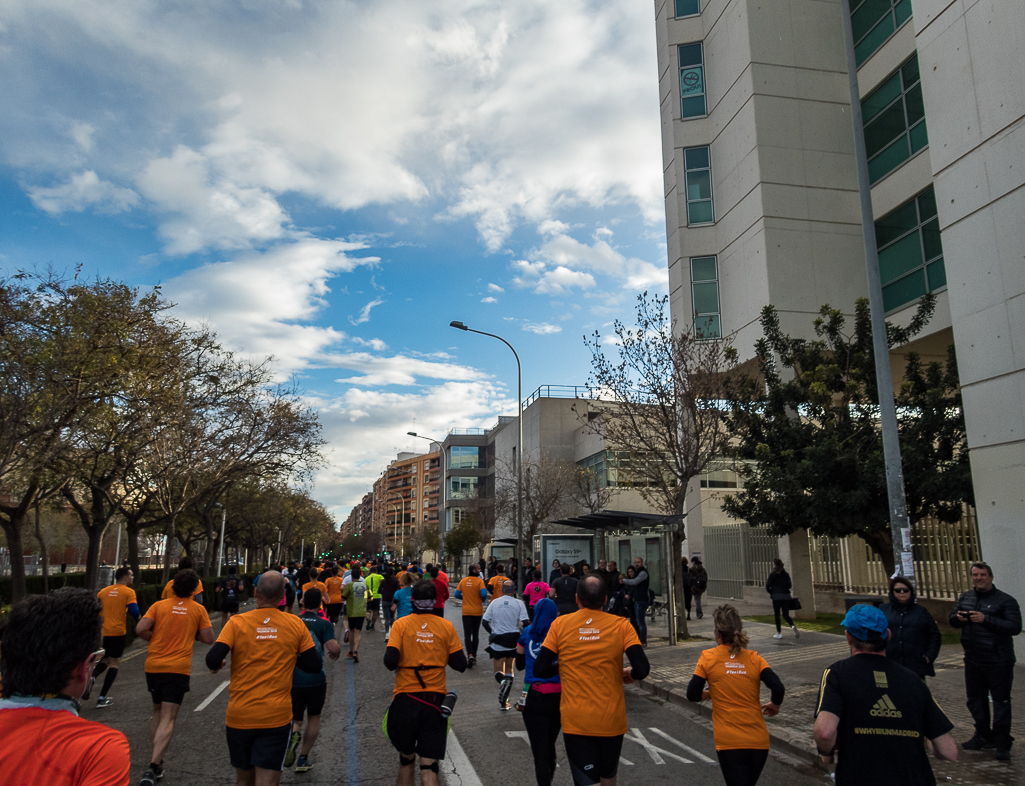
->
[569, 466, 619, 514]
[584, 292, 739, 639]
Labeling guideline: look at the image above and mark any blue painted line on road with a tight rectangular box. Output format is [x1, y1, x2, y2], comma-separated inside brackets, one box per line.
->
[347, 658, 359, 786]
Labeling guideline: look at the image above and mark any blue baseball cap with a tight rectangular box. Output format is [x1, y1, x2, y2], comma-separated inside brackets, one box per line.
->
[841, 604, 888, 640]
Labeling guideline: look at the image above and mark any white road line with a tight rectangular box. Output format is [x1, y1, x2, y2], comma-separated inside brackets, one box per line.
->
[194, 679, 230, 712]
[443, 729, 484, 786]
[647, 727, 717, 763]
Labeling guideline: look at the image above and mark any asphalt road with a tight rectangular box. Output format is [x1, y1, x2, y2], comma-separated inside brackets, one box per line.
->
[82, 600, 829, 786]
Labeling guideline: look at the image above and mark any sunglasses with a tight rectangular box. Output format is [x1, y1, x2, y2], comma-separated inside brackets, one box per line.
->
[892, 587, 911, 594]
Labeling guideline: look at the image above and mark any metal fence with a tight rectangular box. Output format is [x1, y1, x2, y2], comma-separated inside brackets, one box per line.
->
[809, 508, 982, 600]
[704, 523, 780, 598]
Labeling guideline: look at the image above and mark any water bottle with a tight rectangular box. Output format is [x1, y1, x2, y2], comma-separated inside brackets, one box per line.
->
[440, 690, 458, 718]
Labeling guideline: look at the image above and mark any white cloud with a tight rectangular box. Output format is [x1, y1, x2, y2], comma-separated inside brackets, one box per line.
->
[349, 298, 384, 326]
[487, 283, 504, 293]
[534, 266, 596, 294]
[523, 322, 562, 335]
[481, 296, 497, 303]
[332, 353, 485, 387]
[351, 337, 388, 351]
[538, 219, 571, 237]
[28, 170, 139, 214]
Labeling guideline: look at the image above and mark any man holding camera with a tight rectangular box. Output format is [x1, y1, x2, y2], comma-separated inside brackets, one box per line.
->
[950, 561, 1022, 761]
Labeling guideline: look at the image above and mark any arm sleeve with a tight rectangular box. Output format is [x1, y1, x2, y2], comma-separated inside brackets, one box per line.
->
[622, 570, 648, 587]
[815, 668, 842, 717]
[515, 652, 526, 671]
[482, 618, 492, 634]
[923, 692, 955, 740]
[454, 589, 463, 599]
[686, 674, 706, 702]
[533, 646, 558, 678]
[983, 597, 1023, 636]
[205, 641, 231, 670]
[480, 588, 488, 599]
[295, 647, 322, 674]
[925, 613, 942, 662]
[949, 595, 967, 627]
[127, 603, 141, 620]
[625, 644, 649, 680]
[759, 667, 785, 705]
[384, 646, 400, 671]
[448, 650, 468, 673]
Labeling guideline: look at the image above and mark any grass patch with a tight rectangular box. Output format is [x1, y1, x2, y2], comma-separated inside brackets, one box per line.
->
[743, 612, 846, 636]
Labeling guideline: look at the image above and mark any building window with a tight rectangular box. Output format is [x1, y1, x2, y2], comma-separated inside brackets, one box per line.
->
[679, 43, 706, 118]
[449, 476, 481, 499]
[690, 256, 721, 339]
[675, 0, 700, 17]
[863, 55, 927, 183]
[447, 445, 481, 469]
[850, 0, 912, 66]
[684, 147, 714, 225]
[876, 187, 946, 312]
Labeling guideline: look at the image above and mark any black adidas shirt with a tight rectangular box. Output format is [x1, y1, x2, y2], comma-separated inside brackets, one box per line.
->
[815, 654, 953, 785]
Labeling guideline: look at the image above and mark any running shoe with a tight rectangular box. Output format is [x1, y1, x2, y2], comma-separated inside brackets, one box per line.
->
[152, 763, 164, 781]
[995, 748, 1011, 761]
[772, 633, 783, 639]
[343, 629, 350, 643]
[963, 735, 997, 751]
[140, 768, 157, 786]
[352, 652, 360, 663]
[295, 754, 313, 772]
[96, 697, 113, 708]
[500, 702, 512, 711]
[467, 655, 476, 668]
[285, 730, 302, 767]
[792, 624, 800, 639]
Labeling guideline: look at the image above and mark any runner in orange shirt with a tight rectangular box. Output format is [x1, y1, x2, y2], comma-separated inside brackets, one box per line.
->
[487, 564, 507, 598]
[324, 566, 345, 625]
[161, 556, 205, 601]
[136, 569, 214, 786]
[455, 564, 488, 667]
[383, 579, 467, 786]
[300, 568, 328, 613]
[686, 604, 785, 786]
[206, 570, 320, 786]
[0, 588, 131, 786]
[90, 565, 141, 707]
[535, 575, 649, 786]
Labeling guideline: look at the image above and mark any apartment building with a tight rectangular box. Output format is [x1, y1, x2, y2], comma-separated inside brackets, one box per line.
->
[655, 0, 1025, 651]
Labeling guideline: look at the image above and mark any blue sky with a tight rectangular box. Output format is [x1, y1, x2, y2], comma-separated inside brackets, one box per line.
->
[0, 0, 668, 519]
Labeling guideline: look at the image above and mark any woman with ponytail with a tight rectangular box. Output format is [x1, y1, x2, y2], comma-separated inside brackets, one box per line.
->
[686, 604, 786, 786]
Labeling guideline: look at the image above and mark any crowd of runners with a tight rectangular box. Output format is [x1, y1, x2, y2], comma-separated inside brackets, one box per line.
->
[0, 554, 1020, 786]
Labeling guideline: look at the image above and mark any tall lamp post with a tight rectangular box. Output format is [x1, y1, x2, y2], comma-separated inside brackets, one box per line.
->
[214, 502, 227, 577]
[407, 431, 446, 563]
[449, 320, 524, 591]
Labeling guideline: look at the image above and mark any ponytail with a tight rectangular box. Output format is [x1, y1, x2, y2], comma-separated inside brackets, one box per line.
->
[713, 604, 749, 657]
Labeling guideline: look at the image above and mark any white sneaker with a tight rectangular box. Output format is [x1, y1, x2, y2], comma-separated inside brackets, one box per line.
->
[792, 624, 800, 639]
[773, 633, 783, 639]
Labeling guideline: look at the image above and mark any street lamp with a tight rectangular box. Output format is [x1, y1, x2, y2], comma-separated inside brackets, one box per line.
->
[213, 503, 227, 577]
[408, 431, 447, 562]
[449, 320, 524, 590]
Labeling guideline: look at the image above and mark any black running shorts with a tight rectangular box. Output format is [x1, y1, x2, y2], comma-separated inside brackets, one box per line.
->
[225, 723, 291, 771]
[101, 635, 126, 659]
[347, 616, 365, 631]
[367, 599, 381, 611]
[291, 684, 327, 721]
[563, 733, 624, 785]
[221, 601, 239, 614]
[145, 672, 190, 706]
[326, 603, 343, 623]
[385, 693, 448, 760]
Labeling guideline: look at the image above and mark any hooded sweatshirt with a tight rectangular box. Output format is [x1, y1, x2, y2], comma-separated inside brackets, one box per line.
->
[518, 598, 561, 687]
[880, 582, 942, 677]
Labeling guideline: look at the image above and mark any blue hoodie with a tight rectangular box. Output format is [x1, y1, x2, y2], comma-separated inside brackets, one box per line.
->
[517, 598, 560, 686]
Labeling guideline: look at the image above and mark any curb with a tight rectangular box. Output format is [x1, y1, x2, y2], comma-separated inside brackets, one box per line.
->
[634, 677, 829, 773]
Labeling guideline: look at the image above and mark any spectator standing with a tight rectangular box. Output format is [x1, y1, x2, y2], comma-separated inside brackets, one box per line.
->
[765, 559, 799, 640]
[455, 564, 489, 667]
[687, 605, 784, 786]
[814, 604, 957, 785]
[880, 576, 941, 679]
[0, 588, 131, 785]
[521, 557, 535, 588]
[549, 563, 579, 616]
[949, 561, 1022, 760]
[487, 555, 498, 580]
[548, 559, 562, 586]
[690, 557, 708, 619]
[516, 598, 562, 786]
[621, 557, 650, 646]
[681, 559, 694, 620]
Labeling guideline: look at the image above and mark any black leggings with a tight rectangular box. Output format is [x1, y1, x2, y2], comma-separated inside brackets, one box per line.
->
[462, 615, 482, 658]
[717, 748, 768, 786]
[772, 599, 794, 632]
[522, 689, 561, 786]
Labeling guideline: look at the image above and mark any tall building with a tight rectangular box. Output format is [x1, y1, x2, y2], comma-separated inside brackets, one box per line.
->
[655, 0, 1025, 653]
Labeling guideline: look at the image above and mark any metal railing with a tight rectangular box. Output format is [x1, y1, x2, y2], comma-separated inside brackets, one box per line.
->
[522, 384, 590, 408]
[704, 522, 780, 598]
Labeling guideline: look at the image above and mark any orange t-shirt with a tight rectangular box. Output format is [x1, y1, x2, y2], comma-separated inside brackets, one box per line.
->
[694, 645, 771, 750]
[388, 613, 463, 697]
[98, 584, 138, 637]
[541, 608, 641, 736]
[324, 577, 344, 604]
[457, 576, 487, 616]
[487, 575, 507, 597]
[217, 609, 316, 729]
[396, 570, 408, 585]
[143, 597, 212, 675]
[301, 581, 328, 608]
[161, 578, 204, 600]
[0, 706, 130, 785]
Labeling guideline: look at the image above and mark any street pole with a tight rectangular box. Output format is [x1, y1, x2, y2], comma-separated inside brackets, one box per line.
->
[450, 321, 523, 591]
[215, 504, 227, 577]
[114, 521, 122, 567]
[839, 0, 914, 583]
[300, 538, 304, 563]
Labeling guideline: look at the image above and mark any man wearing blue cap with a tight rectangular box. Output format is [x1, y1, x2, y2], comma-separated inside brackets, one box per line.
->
[813, 603, 958, 784]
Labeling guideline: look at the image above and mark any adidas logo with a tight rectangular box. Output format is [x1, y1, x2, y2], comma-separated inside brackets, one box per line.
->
[870, 694, 902, 718]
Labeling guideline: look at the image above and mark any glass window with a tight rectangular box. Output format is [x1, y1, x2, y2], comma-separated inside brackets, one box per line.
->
[684, 146, 714, 225]
[875, 187, 946, 312]
[447, 445, 481, 469]
[679, 43, 706, 118]
[863, 54, 928, 183]
[850, 0, 913, 66]
[449, 476, 481, 499]
[690, 256, 721, 339]
[675, 0, 700, 17]
[577, 451, 609, 487]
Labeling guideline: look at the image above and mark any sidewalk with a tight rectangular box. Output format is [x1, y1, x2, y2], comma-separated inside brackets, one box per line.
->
[637, 599, 1025, 786]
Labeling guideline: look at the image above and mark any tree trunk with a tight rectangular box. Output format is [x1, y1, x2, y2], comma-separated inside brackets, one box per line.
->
[84, 521, 108, 593]
[34, 505, 49, 594]
[672, 530, 690, 640]
[861, 527, 896, 578]
[1, 515, 28, 603]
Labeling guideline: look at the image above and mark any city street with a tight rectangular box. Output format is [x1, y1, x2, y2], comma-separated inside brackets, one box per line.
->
[83, 600, 828, 786]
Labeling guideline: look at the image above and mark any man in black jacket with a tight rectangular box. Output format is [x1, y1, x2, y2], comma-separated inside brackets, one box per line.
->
[949, 561, 1022, 760]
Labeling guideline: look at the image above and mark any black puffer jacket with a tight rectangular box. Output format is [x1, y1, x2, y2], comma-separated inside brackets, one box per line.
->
[881, 585, 941, 677]
[765, 569, 792, 601]
[950, 585, 1023, 665]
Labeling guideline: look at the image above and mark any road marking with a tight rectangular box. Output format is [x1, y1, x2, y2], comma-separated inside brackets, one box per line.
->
[120, 649, 147, 664]
[504, 731, 634, 766]
[646, 727, 716, 763]
[625, 728, 692, 764]
[194, 680, 229, 712]
[347, 659, 358, 786]
[444, 730, 485, 786]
